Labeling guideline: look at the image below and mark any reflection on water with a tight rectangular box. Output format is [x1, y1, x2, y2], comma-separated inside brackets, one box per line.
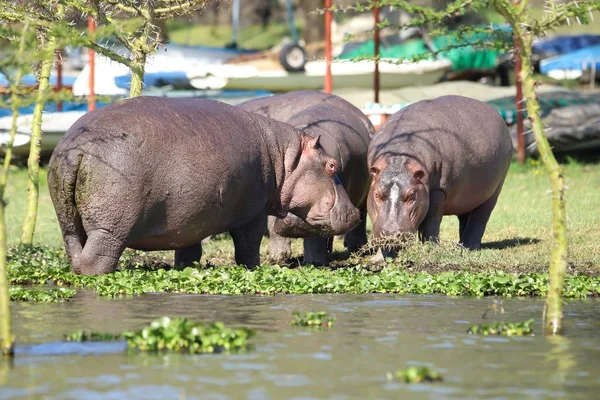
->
[2, 293, 600, 399]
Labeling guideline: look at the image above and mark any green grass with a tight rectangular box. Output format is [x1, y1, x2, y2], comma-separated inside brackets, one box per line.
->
[167, 20, 304, 50]
[6, 159, 599, 273]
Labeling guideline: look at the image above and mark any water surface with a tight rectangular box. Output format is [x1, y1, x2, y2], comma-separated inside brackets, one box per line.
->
[3, 292, 600, 399]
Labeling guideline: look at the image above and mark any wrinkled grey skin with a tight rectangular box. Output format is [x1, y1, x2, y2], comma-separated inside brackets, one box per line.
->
[368, 95, 512, 253]
[238, 90, 373, 265]
[48, 96, 360, 275]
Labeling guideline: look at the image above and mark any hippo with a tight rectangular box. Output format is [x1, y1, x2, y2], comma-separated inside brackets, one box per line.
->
[238, 90, 373, 264]
[48, 96, 360, 275]
[367, 95, 512, 251]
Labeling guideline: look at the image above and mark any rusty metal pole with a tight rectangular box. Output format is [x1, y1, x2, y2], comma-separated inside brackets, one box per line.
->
[88, 17, 96, 112]
[324, 0, 333, 93]
[56, 48, 63, 112]
[373, 4, 380, 104]
[513, 3, 525, 164]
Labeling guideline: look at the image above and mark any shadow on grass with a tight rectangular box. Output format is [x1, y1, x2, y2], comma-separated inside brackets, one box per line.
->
[482, 237, 541, 250]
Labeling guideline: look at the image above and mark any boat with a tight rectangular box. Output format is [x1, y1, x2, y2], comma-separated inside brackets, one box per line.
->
[337, 25, 513, 82]
[188, 59, 452, 92]
[0, 99, 101, 119]
[351, 81, 598, 129]
[0, 73, 77, 93]
[0, 111, 86, 157]
[540, 44, 600, 80]
[533, 34, 600, 68]
[509, 103, 600, 155]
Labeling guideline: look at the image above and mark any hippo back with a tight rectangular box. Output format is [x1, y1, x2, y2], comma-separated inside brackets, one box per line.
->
[369, 95, 513, 199]
[238, 90, 376, 138]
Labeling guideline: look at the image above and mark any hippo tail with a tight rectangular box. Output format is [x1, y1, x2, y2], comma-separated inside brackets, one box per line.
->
[47, 148, 87, 257]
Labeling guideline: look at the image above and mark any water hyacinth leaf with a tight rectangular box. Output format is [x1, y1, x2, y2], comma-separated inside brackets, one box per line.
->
[64, 330, 122, 342]
[467, 319, 535, 336]
[386, 366, 443, 383]
[6, 247, 600, 299]
[290, 312, 335, 328]
[9, 287, 76, 302]
[122, 317, 254, 354]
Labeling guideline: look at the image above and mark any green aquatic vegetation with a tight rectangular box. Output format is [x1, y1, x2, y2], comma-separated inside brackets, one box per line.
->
[290, 312, 334, 328]
[6, 246, 600, 298]
[9, 287, 76, 302]
[386, 366, 443, 384]
[122, 317, 254, 354]
[64, 330, 122, 342]
[468, 319, 535, 336]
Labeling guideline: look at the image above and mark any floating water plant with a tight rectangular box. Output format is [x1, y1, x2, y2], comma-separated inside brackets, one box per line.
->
[9, 287, 76, 302]
[386, 366, 443, 383]
[64, 330, 122, 342]
[122, 317, 254, 354]
[468, 319, 535, 336]
[7, 246, 600, 299]
[290, 311, 334, 328]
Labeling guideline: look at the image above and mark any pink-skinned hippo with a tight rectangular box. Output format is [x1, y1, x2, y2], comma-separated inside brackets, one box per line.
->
[238, 90, 373, 265]
[48, 96, 360, 275]
[368, 95, 512, 253]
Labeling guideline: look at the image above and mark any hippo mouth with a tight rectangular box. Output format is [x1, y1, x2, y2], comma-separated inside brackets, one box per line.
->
[276, 179, 360, 237]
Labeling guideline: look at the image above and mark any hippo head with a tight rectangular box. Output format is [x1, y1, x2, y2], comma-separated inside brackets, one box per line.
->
[277, 135, 360, 237]
[367, 157, 429, 239]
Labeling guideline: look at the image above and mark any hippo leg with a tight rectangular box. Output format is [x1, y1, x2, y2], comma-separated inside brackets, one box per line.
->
[266, 216, 292, 262]
[343, 208, 368, 253]
[231, 212, 267, 268]
[458, 214, 469, 242]
[303, 236, 331, 265]
[72, 229, 126, 275]
[174, 243, 203, 270]
[418, 190, 446, 243]
[459, 183, 504, 250]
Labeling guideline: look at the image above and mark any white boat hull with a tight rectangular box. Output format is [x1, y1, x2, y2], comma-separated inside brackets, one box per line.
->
[0, 111, 85, 157]
[189, 59, 452, 92]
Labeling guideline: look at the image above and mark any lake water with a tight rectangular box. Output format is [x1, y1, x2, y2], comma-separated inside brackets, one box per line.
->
[3, 292, 600, 399]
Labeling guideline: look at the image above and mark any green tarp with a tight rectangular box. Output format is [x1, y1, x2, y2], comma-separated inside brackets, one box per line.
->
[338, 29, 511, 72]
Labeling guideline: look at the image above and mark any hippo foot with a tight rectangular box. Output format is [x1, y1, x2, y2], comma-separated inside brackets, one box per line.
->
[174, 242, 203, 270]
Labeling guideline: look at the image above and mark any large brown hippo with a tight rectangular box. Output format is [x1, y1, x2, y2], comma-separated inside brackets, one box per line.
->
[238, 90, 373, 265]
[48, 96, 360, 275]
[368, 95, 512, 251]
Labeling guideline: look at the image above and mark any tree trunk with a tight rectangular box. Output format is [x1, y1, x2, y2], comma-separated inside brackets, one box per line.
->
[129, 52, 147, 98]
[20, 35, 57, 245]
[508, 8, 568, 335]
[301, 0, 325, 57]
[0, 196, 12, 357]
[520, 53, 568, 335]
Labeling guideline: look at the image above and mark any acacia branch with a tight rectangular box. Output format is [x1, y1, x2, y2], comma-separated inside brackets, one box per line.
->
[154, 0, 210, 19]
[537, 2, 600, 33]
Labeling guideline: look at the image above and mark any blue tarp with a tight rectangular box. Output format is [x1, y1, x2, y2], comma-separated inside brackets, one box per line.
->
[540, 44, 600, 74]
[0, 100, 111, 118]
[114, 71, 191, 89]
[0, 74, 77, 88]
[533, 35, 600, 56]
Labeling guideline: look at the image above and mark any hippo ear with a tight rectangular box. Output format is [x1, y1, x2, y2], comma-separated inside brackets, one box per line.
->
[413, 170, 425, 184]
[310, 135, 321, 149]
[301, 134, 321, 153]
[369, 166, 380, 177]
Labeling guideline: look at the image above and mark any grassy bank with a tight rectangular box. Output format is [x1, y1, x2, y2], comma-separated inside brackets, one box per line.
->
[4, 159, 600, 275]
[167, 20, 303, 49]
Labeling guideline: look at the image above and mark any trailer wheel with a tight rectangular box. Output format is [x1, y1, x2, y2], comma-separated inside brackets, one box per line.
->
[279, 44, 307, 72]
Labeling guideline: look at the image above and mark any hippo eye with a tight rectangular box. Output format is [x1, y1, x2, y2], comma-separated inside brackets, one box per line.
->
[406, 190, 416, 203]
[325, 160, 336, 176]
